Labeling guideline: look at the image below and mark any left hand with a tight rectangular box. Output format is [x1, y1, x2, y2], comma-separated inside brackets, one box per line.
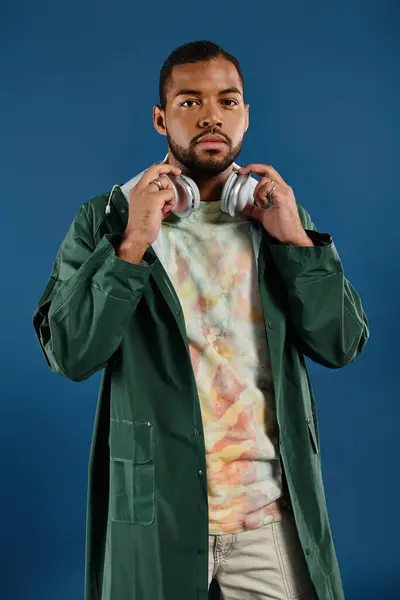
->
[238, 163, 313, 246]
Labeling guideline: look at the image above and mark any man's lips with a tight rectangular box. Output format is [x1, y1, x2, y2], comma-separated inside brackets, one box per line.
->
[196, 134, 228, 144]
[197, 142, 227, 149]
[196, 135, 228, 148]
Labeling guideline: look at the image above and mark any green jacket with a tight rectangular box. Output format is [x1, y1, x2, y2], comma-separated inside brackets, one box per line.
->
[34, 176, 369, 600]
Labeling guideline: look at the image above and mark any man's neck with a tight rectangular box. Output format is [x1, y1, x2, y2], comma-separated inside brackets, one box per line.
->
[194, 168, 235, 202]
[167, 155, 236, 202]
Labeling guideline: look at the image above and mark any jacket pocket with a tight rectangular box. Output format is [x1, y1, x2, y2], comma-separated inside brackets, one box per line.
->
[110, 419, 155, 526]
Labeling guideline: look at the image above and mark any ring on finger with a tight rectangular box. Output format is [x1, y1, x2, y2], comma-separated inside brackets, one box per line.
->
[267, 182, 277, 201]
[150, 179, 163, 191]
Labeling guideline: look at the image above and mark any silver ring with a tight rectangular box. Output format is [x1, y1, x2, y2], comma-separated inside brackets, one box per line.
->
[151, 179, 163, 191]
[267, 182, 277, 201]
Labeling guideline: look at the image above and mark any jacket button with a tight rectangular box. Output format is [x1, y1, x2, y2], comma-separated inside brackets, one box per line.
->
[193, 429, 201, 436]
[268, 320, 274, 329]
[306, 548, 311, 556]
[198, 470, 203, 476]
[175, 310, 182, 316]
[197, 548, 206, 554]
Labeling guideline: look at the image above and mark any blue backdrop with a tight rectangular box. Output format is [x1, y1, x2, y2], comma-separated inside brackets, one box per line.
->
[1, 1, 398, 599]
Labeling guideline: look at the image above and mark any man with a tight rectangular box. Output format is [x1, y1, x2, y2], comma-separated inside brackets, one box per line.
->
[34, 40, 369, 600]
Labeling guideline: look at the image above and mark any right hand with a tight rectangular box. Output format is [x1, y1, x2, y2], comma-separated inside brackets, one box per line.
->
[123, 163, 182, 247]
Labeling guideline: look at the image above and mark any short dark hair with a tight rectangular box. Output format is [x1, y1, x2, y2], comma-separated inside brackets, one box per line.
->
[159, 40, 244, 109]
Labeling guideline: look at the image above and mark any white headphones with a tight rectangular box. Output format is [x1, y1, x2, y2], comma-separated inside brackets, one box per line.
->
[159, 154, 256, 218]
[105, 155, 256, 218]
[167, 169, 254, 218]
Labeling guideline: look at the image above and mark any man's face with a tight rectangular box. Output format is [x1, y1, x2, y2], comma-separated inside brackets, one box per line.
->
[154, 58, 249, 176]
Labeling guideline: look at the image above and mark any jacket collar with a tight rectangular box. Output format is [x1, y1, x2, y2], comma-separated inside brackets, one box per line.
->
[107, 155, 260, 270]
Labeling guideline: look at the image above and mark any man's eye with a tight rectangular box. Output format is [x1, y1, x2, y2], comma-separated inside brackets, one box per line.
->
[181, 99, 238, 108]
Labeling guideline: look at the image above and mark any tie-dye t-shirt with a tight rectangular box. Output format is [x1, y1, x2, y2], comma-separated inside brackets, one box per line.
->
[161, 200, 283, 534]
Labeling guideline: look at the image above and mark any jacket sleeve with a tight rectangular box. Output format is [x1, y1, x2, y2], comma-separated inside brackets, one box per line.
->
[33, 203, 156, 382]
[266, 204, 369, 368]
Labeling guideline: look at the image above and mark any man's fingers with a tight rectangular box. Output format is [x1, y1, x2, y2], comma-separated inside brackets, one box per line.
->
[140, 163, 182, 188]
[242, 203, 268, 221]
[254, 179, 274, 205]
[147, 173, 174, 192]
[239, 164, 285, 185]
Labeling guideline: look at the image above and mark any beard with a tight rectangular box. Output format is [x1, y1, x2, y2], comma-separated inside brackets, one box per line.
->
[166, 129, 244, 176]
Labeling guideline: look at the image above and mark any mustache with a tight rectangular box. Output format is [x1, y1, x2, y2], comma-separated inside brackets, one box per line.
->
[192, 129, 231, 145]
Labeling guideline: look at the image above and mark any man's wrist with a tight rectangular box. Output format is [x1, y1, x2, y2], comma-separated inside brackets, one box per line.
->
[284, 229, 314, 246]
[116, 237, 148, 264]
[290, 235, 314, 247]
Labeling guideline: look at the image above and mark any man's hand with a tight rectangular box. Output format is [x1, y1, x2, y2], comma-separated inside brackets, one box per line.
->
[124, 163, 182, 247]
[238, 163, 313, 246]
[117, 163, 182, 263]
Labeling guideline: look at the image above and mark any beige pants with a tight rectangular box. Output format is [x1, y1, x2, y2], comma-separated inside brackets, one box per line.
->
[208, 508, 317, 599]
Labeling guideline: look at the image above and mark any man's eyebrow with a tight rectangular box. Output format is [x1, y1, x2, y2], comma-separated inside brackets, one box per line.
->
[175, 87, 242, 98]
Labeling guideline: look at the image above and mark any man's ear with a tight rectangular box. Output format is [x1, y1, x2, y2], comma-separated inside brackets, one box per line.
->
[153, 105, 167, 137]
[245, 103, 250, 133]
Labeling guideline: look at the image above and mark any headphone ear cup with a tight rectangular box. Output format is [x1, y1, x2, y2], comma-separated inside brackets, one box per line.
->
[221, 173, 254, 217]
[169, 174, 200, 218]
[220, 171, 238, 215]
